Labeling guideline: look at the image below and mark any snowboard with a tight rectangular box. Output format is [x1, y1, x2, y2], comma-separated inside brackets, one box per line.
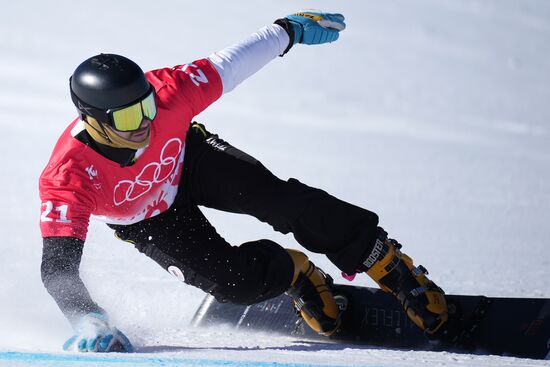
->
[191, 284, 550, 360]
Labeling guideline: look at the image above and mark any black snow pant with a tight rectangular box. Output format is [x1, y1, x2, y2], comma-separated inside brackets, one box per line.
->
[109, 123, 379, 305]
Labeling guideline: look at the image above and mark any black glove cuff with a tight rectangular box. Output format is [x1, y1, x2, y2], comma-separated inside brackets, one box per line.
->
[274, 18, 295, 56]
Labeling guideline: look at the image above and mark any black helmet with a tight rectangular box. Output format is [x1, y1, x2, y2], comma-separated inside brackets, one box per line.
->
[70, 54, 151, 117]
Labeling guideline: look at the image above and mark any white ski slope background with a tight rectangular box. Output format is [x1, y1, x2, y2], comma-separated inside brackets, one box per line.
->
[1, 0, 549, 366]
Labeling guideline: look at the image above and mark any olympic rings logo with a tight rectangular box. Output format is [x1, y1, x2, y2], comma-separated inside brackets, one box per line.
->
[113, 138, 183, 206]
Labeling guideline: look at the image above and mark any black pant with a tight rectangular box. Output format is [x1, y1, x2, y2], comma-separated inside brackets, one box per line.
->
[109, 123, 379, 305]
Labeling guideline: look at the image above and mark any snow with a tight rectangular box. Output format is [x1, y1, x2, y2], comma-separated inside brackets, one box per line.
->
[1, 0, 549, 366]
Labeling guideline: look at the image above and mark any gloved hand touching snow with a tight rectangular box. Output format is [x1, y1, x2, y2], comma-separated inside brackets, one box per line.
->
[63, 312, 134, 353]
[275, 11, 346, 55]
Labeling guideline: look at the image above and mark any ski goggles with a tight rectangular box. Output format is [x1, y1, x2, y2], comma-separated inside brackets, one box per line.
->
[108, 91, 157, 131]
[71, 86, 157, 131]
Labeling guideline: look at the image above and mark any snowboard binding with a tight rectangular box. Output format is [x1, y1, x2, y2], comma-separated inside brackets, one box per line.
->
[432, 296, 492, 350]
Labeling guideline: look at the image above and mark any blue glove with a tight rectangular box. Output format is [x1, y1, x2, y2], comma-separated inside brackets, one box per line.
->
[63, 312, 134, 353]
[284, 11, 346, 46]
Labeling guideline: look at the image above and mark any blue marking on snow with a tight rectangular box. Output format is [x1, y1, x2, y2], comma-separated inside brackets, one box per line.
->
[0, 351, 367, 367]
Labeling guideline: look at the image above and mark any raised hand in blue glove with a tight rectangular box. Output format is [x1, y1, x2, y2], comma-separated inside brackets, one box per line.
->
[63, 312, 134, 353]
[275, 11, 346, 55]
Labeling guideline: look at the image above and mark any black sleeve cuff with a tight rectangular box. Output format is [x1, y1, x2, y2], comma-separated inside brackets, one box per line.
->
[274, 19, 296, 56]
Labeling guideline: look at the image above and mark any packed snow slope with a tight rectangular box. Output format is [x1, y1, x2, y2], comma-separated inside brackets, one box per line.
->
[1, 0, 549, 366]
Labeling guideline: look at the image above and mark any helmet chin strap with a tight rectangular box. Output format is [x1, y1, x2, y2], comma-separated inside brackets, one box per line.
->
[84, 116, 150, 150]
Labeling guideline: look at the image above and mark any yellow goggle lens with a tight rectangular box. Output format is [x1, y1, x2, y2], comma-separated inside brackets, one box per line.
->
[141, 92, 157, 120]
[111, 92, 157, 131]
[112, 103, 143, 131]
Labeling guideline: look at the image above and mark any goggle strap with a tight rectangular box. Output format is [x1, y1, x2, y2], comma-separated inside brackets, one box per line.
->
[70, 88, 109, 123]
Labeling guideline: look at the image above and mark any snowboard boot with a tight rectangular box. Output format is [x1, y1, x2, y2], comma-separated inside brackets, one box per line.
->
[362, 228, 448, 334]
[285, 249, 341, 336]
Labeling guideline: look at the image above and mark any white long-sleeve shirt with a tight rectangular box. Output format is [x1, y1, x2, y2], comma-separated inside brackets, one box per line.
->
[208, 24, 290, 94]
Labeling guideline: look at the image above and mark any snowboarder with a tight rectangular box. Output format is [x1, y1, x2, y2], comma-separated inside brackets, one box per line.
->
[40, 11, 448, 353]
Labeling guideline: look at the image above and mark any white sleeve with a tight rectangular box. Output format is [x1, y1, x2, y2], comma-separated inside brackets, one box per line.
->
[207, 24, 290, 95]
